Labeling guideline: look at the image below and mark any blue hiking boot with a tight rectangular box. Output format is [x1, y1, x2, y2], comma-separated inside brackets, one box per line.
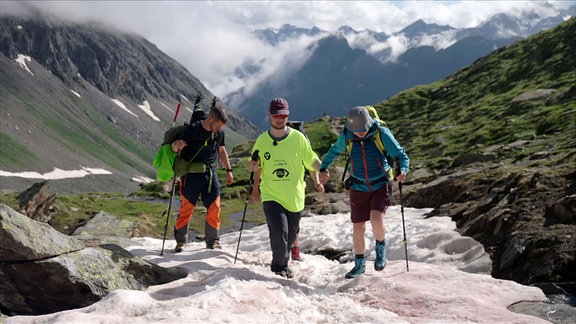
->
[345, 257, 366, 279]
[375, 240, 387, 271]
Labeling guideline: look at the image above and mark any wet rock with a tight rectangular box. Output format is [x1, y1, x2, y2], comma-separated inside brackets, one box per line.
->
[0, 204, 188, 316]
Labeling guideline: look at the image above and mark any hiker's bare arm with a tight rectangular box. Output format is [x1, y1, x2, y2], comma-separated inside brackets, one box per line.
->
[251, 168, 262, 203]
[319, 170, 329, 185]
[171, 140, 187, 153]
[311, 159, 322, 172]
[310, 170, 325, 193]
[309, 159, 324, 192]
[219, 146, 232, 170]
[219, 146, 234, 185]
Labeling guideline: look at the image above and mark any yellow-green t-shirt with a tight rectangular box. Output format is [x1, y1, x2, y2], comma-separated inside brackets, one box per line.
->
[251, 129, 319, 212]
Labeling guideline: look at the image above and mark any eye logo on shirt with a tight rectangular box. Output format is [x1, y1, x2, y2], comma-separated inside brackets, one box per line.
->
[264, 152, 271, 160]
[272, 168, 289, 178]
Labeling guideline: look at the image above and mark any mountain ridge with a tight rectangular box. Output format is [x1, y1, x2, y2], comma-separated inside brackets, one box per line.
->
[0, 14, 260, 194]
[231, 5, 574, 129]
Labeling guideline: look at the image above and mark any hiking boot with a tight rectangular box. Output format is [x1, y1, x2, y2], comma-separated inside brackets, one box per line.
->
[274, 268, 294, 279]
[291, 246, 302, 261]
[174, 242, 185, 253]
[375, 240, 387, 271]
[206, 240, 221, 249]
[345, 257, 366, 279]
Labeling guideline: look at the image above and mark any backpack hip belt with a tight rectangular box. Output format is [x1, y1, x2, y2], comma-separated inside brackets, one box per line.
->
[349, 174, 389, 186]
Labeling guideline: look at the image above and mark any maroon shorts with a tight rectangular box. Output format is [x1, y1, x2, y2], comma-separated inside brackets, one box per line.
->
[349, 185, 391, 223]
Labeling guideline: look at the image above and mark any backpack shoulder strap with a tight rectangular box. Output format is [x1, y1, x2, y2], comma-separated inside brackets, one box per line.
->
[374, 129, 386, 155]
[375, 128, 396, 178]
[346, 123, 385, 154]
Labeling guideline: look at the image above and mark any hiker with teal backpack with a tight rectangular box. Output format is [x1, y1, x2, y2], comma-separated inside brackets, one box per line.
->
[170, 105, 234, 252]
[319, 106, 410, 279]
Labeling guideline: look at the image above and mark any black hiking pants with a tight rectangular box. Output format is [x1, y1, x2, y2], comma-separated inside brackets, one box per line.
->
[263, 201, 301, 272]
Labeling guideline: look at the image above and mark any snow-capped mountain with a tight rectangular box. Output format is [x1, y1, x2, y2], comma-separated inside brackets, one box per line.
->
[226, 4, 574, 129]
[252, 24, 326, 46]
[254, 4, 574, 63]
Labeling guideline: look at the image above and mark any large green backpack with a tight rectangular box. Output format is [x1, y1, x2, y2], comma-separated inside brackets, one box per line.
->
[152, 102, 209, 182]
[153, 119, 209, 182]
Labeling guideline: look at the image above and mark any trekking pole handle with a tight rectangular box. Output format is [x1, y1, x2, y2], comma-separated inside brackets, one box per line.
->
[193, 94, 202, 113]
[393, 157, 402, 182]
[248, 150, 259, 191]
[248, 150, 259, 174]
[173, 103, 182, 126]
[251, 150, 260, 162]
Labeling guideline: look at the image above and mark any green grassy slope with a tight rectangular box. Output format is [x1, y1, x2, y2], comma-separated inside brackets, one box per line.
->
[371, 18, 575, 172]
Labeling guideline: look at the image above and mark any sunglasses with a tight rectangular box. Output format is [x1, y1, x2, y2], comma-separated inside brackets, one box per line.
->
[272, 114, 288, 119]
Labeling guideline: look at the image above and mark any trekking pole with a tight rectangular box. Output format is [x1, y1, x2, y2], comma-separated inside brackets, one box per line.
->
[173, 102, 182, 126]
[399, 181, 409, 272]
[395, 159, 409, 271]
[234, 150, 259, 264]
[189, 94, 203, 124]
[160, 174, 178, 256]
[160, 102, 182, 256]
[341, 155, 350, 182]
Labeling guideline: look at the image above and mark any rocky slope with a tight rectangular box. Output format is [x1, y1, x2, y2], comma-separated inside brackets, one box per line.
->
[0, 14, 260, 194]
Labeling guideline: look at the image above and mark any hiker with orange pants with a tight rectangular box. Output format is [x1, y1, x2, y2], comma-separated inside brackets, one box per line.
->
[170, 106, 234, 252]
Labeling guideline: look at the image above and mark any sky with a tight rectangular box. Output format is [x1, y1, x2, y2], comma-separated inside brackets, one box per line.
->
[5, 201, 557, 323]
[1, 1, 573, 100]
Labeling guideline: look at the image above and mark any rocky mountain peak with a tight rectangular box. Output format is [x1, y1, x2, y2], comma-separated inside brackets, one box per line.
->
[0, 14, 260, 193]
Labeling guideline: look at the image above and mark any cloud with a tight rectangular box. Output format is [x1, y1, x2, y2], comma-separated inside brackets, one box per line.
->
[384, 34, 410, 63]
[1, 1, 571, 99]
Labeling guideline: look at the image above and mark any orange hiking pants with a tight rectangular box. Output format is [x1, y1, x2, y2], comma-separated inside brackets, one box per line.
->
[174, 170, 221, 245]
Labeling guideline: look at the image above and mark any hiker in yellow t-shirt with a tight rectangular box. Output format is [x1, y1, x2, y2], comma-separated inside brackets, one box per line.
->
[248, 98, 324, 278]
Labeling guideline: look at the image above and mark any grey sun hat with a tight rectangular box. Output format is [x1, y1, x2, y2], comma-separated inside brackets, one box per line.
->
[346, 106, 374, 132]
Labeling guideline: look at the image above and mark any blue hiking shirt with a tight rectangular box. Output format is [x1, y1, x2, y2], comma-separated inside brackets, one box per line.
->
[320, 121, 410, 192]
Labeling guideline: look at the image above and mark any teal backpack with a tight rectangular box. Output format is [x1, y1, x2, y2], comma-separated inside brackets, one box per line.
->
[342, 105, 395, 182]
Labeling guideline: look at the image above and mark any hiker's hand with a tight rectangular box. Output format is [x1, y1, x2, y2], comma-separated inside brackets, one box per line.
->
[320, 170, 329, 184]
[251, 190, 260, 203]
[248, 160, 259, 172]
[171, 140, 187, 153]
[395, 172, 406, 182]
[226, 171, 234, 185]
[315, 183, 325, 193]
